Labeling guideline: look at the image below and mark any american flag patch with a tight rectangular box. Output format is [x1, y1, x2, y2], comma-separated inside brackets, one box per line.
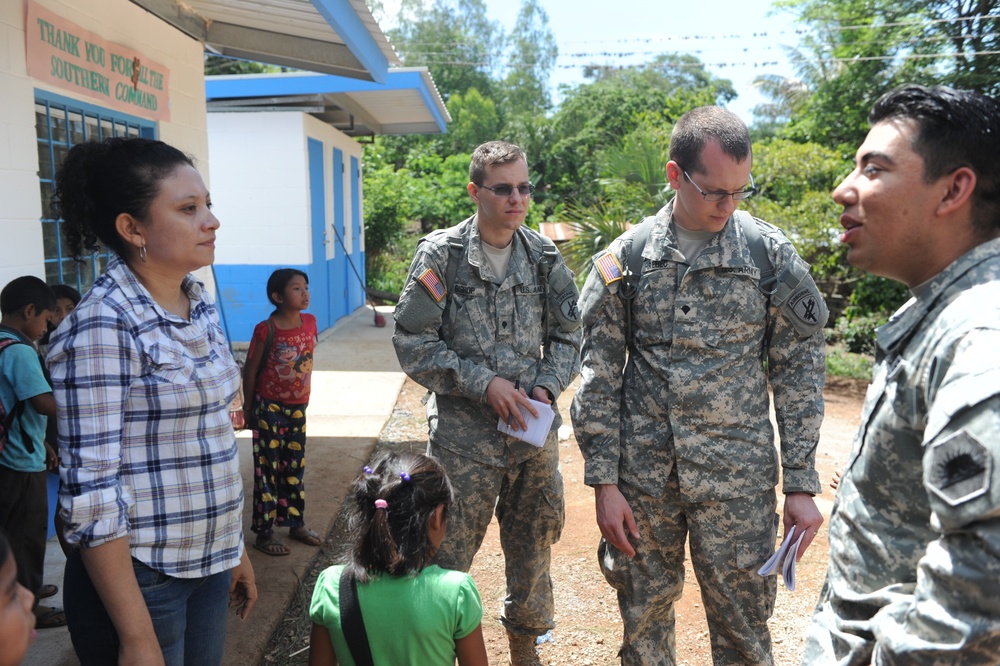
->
[417, 268, 446, 302]
[595, 251, 623, 285]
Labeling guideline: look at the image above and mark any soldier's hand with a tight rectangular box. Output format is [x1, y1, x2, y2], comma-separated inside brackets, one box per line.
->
[486, 377, 538, 431]
[530, 385, 554, 405]
[783, 492, 823, 561]
[595, 484, 639, 557]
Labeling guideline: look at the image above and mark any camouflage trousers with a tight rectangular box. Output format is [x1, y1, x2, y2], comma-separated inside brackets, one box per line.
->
[601, 471, 779, 666]
[429, 433, 564, 635]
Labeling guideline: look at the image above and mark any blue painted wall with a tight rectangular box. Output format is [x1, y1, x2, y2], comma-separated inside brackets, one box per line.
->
[215, 263, 313, 343]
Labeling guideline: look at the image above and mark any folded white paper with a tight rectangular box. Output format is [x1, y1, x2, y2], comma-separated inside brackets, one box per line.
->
[781, 529, 806, 591]
[758, 525, 806, 590]
[497, 398, 555, 447]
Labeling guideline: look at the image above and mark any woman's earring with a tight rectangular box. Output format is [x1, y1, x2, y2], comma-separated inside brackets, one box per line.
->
[139, 244, 148, 263]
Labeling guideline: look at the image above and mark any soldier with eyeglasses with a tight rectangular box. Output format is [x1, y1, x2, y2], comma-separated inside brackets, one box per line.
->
[572, 106, 828, 666]
[393, 140, 582, 666]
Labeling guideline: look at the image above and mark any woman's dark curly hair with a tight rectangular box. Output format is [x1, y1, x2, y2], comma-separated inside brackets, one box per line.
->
[345, 452, 453, 582]
[52, 137, 194, 260]
[0, 530, 9, 570]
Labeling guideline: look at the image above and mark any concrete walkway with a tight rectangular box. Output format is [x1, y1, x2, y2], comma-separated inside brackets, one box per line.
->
[23, 304, 404, 666]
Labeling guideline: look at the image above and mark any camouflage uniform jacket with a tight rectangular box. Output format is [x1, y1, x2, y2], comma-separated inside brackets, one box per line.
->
[393, 216, 582, 467]
[572, 201, 826, 502]
[804, 238, 1000, 665]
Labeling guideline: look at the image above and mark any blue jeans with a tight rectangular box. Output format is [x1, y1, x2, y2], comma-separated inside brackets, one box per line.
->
[64, 549, 231, 666]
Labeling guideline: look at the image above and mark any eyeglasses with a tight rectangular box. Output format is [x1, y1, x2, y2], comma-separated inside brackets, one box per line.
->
[683, 170, 756, 202]
[477, 183, 535, 197]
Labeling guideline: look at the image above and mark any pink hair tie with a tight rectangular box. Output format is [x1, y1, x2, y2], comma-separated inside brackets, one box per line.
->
[374, 499, 388, 510]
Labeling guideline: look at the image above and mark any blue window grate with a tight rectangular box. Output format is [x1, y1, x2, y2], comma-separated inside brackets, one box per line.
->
[35, 90, 156, 293]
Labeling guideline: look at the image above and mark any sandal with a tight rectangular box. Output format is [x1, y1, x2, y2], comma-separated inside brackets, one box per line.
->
[34, 604, 67, 629]
[252, 537, 290, 556]
[37, 584, 58, 599]
[289, 527, 322, 547]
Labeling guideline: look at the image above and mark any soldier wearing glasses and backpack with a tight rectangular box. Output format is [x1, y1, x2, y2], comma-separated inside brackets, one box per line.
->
[393, 141, 582, 666]
[571, 106, 828, 666]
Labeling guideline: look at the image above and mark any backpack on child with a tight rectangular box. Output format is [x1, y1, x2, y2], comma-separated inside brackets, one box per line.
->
[0, 338, 31, 455]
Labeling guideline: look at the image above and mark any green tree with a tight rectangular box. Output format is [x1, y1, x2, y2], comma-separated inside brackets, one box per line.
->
[388, 0, 501, 102]
[444, 88, 501, 154]
[546, 55, 731, 213]
[776, 0, 999, 148]
[499, 0, 558, 117]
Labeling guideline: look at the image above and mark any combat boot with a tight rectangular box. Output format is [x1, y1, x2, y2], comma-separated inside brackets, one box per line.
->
[506, 629, 542, 666]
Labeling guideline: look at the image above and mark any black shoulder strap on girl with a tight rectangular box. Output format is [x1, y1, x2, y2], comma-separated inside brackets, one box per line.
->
[254, 319, 275, 381]
[338, 567, 375, 666]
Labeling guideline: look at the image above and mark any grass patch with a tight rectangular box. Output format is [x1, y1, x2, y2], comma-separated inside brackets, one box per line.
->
[826, 345, 873, 380]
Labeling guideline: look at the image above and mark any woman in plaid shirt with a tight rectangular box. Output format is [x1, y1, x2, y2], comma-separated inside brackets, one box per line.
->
[47, 137, 257, 666]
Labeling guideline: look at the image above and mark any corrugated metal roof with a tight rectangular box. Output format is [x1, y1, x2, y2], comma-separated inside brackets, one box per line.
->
[130, 0, 399, 82]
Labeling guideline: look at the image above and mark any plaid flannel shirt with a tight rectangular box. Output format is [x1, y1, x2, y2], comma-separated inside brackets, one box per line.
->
[48, 256, 244, 577]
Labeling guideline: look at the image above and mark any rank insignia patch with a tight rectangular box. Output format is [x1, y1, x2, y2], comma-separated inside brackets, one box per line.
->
[928, 431, 991, 506]
[595, 251, 623, 285]
[417, 268, 446, 302]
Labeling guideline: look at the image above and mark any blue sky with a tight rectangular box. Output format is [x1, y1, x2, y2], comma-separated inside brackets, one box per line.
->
[380, 0, 807, 122]
[488, 0, 806, 120]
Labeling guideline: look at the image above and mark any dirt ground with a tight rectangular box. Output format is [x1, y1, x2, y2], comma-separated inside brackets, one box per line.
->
[265, 374, 866, 665]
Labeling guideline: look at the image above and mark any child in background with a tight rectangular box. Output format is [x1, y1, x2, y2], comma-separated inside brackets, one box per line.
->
[37, 284, 81, 361]
[40, 284, 81, 556]
[38, 284, 81, 354]
[242, 269, 320, 556]
[0, 277, 63, 629]
[49, 285, 81, 333]
[308, 452, 488, 666]
[0, 530, 37, 666]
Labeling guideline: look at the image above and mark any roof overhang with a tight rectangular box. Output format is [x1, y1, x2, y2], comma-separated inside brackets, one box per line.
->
[206, 70, 451, 136]
[129, 0, 399, 83]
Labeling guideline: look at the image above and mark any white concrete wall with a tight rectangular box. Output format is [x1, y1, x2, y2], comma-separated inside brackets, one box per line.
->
[208, 111, 365, 267]
[0, 0, 208, 288]
[207, 111, 311, 265]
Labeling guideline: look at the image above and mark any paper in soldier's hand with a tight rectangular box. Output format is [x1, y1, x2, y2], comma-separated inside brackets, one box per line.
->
[758, 524, 806, 589]
[758, 525, 796, 577]
[497, 397, 555, 447]
[781, 528, 807, 590]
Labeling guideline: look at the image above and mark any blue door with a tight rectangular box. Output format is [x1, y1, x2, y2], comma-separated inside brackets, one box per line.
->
[349, 155, 365, 309]
[331, 148, 349, 321]
[308, 138, 332, 331]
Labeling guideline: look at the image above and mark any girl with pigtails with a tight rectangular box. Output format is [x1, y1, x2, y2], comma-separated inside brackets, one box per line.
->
[308, 452, 488, 666]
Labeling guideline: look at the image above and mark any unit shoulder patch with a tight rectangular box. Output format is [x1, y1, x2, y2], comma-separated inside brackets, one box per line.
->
[928, 431, 991, 506]
[787, 286, 823, 328]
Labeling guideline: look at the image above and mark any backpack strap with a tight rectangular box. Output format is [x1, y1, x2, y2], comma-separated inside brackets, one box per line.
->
[734, 210, 777, 295]
[444, 232, 465, 297]
[254, 319, 275, 381]
[536, 236, 558, 334]
[0, 338, 34, 454]
[338, 568, 375, 666]
[618, 217, 655, 355]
